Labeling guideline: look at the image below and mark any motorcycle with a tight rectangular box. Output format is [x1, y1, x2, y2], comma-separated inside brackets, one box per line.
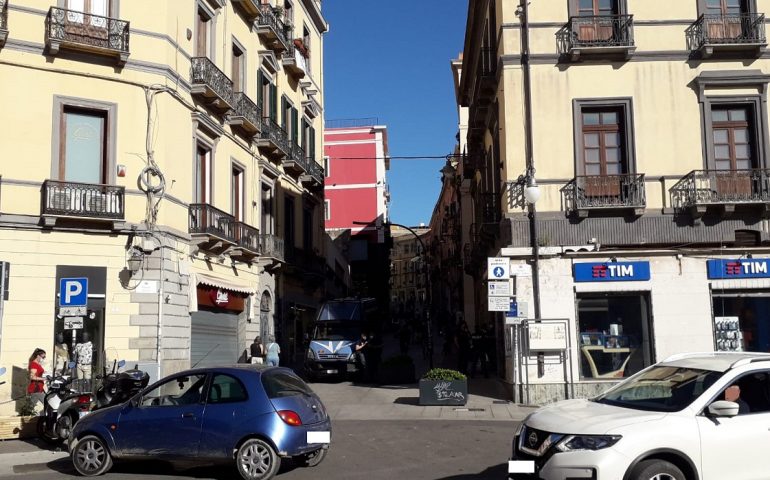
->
[37, 362, 83, 444]
[91, 359, 149, 410]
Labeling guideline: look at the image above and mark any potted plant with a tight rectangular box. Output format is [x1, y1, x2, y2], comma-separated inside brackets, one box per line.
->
[419, 368, 467, 406]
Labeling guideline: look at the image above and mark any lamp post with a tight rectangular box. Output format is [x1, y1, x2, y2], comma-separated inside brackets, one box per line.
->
[352, 220, 434, 370]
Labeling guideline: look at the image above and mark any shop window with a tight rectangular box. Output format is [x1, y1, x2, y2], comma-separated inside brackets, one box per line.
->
[577, 293, 653, 380]
[713, 294, 770, 352]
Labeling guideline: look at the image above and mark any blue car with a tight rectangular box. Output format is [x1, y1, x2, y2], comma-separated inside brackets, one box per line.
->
[68, 365, 331, 479]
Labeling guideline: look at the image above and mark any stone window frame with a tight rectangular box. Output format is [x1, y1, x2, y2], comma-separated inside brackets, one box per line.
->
[57, 0, 121, 18]
[230, 157, 247, 222]
[694, 70, 770, 170]
[231, 36, 247, 94]
[571, 97, 637, 176]
[50, 95, 118, 184]
[196, 0, 218, 61]
[567, 0, 629, 17]
[191, 112, 222, 204]
[696, 0, 758, 16]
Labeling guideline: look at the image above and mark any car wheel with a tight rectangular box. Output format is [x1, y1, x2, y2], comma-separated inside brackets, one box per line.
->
[629, 459, 686, 480]
[71, 435, 113, 477]
[36, 417, 61, 445]
[300, 447, 328, 467]
[236, 438, 281, 480]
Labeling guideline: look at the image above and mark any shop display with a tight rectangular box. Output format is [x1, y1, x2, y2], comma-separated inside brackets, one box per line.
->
[714, 316, 744, 352]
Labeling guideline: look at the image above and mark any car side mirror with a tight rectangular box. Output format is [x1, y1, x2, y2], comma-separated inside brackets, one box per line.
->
[708, 400, 740, 417]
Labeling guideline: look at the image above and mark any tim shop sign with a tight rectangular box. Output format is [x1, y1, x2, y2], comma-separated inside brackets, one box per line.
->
[707, 259, 770, 279]
[573, 261, 651, 282]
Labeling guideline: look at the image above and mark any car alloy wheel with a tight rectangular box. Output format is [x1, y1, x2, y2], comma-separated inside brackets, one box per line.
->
[236, 438, 280, 480]
[71, 435, 113, 476]
[630, 459, 685, 480]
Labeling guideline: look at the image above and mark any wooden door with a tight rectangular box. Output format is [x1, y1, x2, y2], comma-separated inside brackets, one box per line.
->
[577, 0, 617, 42]
[582, 109, 624, 198]
[713, 107, 754, 197]
[706, 0, 747, 40]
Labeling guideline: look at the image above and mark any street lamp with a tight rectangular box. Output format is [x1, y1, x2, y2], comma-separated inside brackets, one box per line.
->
[508, 166, 541, 320]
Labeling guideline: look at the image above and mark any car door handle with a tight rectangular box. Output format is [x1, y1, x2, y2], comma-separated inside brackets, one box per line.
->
[182, 413, 195, 418]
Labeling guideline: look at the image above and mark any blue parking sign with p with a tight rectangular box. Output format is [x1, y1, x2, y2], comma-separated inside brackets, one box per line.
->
[60, 278, 88, 307]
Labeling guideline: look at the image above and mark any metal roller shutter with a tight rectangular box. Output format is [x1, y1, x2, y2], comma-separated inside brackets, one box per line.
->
[191, 308, 239, 368]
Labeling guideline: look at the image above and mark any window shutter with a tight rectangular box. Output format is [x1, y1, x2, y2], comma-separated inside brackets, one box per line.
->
[291, 108, 299, 145]
[257, 71, 264, 114]
[309, 126, 316, 161]
[281, 96, 287, 130]
[270, 84, 277, 122]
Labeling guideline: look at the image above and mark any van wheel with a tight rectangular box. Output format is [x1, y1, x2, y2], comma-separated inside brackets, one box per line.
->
[300, 447, 328, 467]
[71, 435, 113, 476]
[629, 459, 685, 480]
[236, 438, 280, 480]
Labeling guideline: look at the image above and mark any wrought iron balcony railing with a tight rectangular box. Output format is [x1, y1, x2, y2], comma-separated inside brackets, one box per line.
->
[557, 14, 634, 55]
[283, 43, 308, 78]
[562, 173, 646, 213]
[259, 117, 291, 157]
[259, 234, 285, 262]
[188, 203, 236, 243]
[190, 56, 234, 109]
[306, 158, 324, 185]
[233, 221, 260, 255]
[256, 4, 289, 50]
[45, 6, 130, 63]
[42, 180, 125, 219]
[670, 169, 770, 210]
[230, 92, 261, 135]
[479, 193, 501, 224]
[686, 13, 766, 50]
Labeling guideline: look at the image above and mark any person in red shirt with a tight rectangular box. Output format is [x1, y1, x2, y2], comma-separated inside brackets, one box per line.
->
[28, 348, 46, 412]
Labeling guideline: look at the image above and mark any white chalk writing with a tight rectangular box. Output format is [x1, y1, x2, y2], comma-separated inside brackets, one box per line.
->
[433, 381, 466, 402]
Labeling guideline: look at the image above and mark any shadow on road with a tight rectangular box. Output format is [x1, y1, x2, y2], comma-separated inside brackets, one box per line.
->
[434, 463, 508, 479]
[393, 396, 419, 406]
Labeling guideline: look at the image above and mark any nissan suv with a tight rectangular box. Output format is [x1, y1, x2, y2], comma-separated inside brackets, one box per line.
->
[509, 352, 770, 480]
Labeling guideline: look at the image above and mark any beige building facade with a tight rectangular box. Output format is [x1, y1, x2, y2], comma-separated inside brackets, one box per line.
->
[459, 0, 770, 404]
[0, 0, 328, 416]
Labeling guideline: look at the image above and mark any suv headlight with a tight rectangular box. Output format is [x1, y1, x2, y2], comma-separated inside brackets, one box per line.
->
[556, 435, 621, 452]
[306, 348, 315, 360]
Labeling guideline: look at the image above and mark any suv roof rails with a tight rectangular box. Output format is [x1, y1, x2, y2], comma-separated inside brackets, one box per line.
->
[730, 354, 770, 369]
[662, 352, 722, 362]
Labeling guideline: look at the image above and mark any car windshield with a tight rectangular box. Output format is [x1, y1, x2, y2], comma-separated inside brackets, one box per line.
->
[313, 322, 360, 341]
[593, 365, 724, 412]
[318, 302, 361, 321]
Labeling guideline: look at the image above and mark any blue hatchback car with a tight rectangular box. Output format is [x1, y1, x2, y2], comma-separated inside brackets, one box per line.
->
[68, 365, 331, 480]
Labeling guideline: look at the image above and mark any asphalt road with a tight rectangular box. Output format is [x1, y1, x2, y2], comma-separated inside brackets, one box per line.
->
[0, 420, 516, 480]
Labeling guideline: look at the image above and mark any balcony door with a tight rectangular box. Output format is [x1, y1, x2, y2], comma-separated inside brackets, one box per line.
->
[581, 108, 626, 197]
[194, 145, 212, 204]
[705, 0, 750, 40]
[712, 106, 756, 195]
[65, 0, 108, 28]
[576, 0, 619, 42]
[60, 107, 107, 184]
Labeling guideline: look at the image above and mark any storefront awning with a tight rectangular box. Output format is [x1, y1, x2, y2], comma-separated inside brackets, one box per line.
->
[195, 272, 256, 295]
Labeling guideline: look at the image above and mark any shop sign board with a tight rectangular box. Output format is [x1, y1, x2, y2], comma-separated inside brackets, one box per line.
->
[707, 259, 770, 279]
[488, 296, 512, 312]
[487, 258, 509, 280]
[573, 262, 650, 282]
[488, 281, 511, 297]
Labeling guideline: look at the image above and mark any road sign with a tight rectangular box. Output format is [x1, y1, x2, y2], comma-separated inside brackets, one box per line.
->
[488, 281, 512, 297]
[59, 278, 88, 307]
[59, 306, 86, 317]
[63, 317, 84, 330]
[488, 258, 510, 280]
[488, 296, 511, 312]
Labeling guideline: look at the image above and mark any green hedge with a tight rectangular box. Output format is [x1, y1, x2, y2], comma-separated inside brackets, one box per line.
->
[421, 368, 466, 381]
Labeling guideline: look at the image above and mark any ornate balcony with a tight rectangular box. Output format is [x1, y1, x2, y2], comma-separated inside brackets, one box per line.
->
[257, 117, 291, 158]
[233, 221, 260, 257]
[0, 0, 8, 48]
[231, 0, 261, 21]
[562, 174, 646, 217]
[188, 203, 236, 249]
[301, 158, 324, 187]
[190, 56, 234, 112]
[256, 4, 289, 52]
[282, 143, 308, 176]
[686, 13, 766, 57]
[229, 92, 261, 136]
[41, 180, 124, 226]
[45, 6, 130, 65]
[670, 169, 770, 217]
[283, 43, 308, 79]
[556, 14, 635, 61]
[259, 234, 285, 262]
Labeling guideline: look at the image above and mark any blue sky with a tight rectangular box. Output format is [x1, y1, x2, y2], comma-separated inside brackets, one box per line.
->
[323, 1, 468, 227]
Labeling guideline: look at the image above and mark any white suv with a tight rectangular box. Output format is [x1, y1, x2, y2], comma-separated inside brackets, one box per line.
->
[509, 352, 770, 480]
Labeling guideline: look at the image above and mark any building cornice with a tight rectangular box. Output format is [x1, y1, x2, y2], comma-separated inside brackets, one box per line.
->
[301, 0, 328, 34]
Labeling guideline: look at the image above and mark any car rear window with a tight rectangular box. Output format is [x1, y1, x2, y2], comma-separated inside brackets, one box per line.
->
[261, 372, 314, 399]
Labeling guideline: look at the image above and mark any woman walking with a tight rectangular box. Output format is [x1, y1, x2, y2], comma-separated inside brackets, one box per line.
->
[28, 348, 46, 413]
[265, 336, 281, 366]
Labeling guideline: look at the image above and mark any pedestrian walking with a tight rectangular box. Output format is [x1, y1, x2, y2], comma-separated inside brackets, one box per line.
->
[353, 332, 369, 381]
[250, 335, 265, 364]
[265, 335, 280, 366]
[28, 348, 46, 414]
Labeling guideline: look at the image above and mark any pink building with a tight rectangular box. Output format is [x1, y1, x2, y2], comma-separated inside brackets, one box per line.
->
[323, 123, 390, 235]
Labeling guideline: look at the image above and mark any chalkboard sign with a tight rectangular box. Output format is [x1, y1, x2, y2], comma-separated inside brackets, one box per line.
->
[418, 379, 468, 406]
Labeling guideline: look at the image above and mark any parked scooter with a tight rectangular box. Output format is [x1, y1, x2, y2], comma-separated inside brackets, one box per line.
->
[37, 361, 81, 444]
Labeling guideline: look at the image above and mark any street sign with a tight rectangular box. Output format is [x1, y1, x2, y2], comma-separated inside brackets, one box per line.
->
[488, 258, 510, 280]
[63, 317, 84, 330]
[510, 264, 532, 277]
[506, 301, 528, 318]
[59, 306, 86, 317]
[59, 278, 88, 307]
[487, 281, 511, 297]
[488, 296, 511, 312]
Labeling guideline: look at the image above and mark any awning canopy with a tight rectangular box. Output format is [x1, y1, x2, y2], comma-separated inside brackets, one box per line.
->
[195, 272, 256, 295]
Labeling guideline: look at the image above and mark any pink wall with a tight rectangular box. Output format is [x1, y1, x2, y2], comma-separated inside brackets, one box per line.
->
[325, 188, 377, 229]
